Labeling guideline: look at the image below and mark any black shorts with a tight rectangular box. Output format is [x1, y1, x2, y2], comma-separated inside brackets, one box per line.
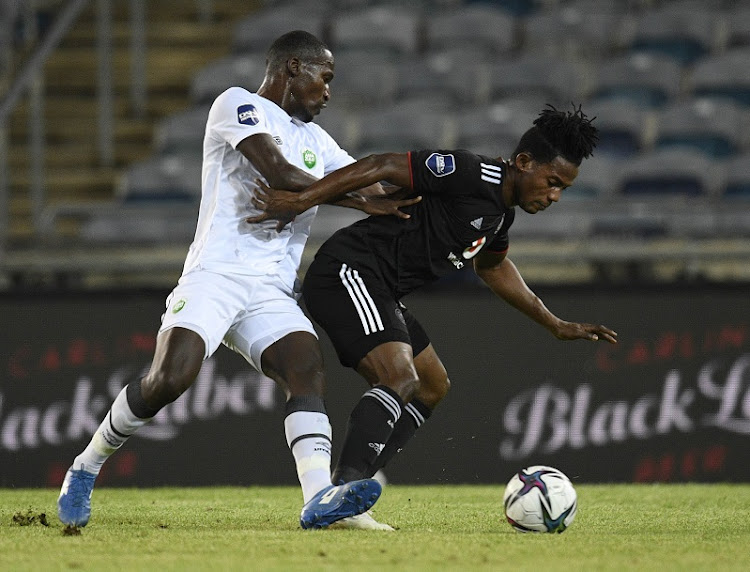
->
[302, 254, 430, 368]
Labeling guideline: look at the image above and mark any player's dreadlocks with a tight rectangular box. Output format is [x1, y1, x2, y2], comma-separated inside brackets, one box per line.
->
[512, 104, 598, 166]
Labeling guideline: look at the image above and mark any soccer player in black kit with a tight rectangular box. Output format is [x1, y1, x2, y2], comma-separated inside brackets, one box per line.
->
[250, 105, 618, 526]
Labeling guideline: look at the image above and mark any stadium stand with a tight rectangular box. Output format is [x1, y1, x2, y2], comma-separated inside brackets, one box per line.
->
[521, 5, 627, 60]
[616, 148, 718, 198]
[396, 47, 493, 106]
[232, 5, 329, 54]
[582, 99, 654, 158]
[653, 98, 748, 158]
[624, 0, 723, 65]
[189, 54, 267, 106]
[6, 0, 750, 288]
[589, 53, 684, 109]
[424, 4, 518, 56]
[688, 46, 750, 106]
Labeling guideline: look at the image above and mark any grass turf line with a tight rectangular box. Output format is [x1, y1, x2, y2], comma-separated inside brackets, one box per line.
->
[2, 484, 750, 571]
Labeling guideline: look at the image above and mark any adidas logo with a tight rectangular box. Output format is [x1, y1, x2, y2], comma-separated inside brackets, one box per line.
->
[470, 217, 483, 230]
[368, 442, 385, 455]
[387, 419, 395, 428]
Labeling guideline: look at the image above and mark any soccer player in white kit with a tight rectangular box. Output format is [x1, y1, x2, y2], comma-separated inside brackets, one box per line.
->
[57, 31, 415, 531]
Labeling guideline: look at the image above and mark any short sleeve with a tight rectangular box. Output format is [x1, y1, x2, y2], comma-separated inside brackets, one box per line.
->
[408, 149, 481, 196]
[207, 88, 271, 149]
[485, 208, 515, 253]
[314, 124, 355, 175]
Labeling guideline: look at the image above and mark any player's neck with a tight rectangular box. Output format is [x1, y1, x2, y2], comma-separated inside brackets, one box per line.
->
[499, 157, 516, 208]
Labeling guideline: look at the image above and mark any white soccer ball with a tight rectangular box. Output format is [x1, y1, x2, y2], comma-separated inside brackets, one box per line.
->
[503, 465, 577, 533]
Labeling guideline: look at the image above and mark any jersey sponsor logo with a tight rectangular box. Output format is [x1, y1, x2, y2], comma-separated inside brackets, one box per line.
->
[171, 298, 187, 313]
[480, 162, 503, 184]
[302, 148, 317, 168]
[470, 217, 483, 230]
[447, 252, 465, 269]
[463, 236, 487, 259]
[237, 104, 260, 125]
[425, 152, 456, 177]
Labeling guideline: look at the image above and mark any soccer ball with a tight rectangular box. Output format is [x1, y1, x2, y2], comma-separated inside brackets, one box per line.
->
[503, 465, 577, 533]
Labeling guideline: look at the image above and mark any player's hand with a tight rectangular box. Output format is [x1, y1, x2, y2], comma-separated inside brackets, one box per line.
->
[551, 321, 618, 344]
[246, 179, 303, 231]
[347, 190, 422, 219]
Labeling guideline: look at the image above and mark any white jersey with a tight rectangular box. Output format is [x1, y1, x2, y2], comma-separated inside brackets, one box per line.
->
[182, 87, 355, 285]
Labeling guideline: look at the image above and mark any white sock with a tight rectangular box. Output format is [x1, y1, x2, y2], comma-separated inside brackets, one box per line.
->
[72, 385, 154, 475]
[284, 411, 333, 504]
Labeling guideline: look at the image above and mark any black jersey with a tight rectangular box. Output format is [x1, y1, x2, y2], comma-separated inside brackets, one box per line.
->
[315, 149, 515, 299]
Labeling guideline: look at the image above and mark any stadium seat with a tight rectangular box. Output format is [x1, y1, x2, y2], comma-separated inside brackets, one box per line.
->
[689, 47, 750, 106]
[454, 99, 542, 158]
[590, 53, 684, 109]
[330, 6, 421, 56]
[615, 149, 716, 197]
[190, 54, 266, 106]
[653, 99, 747, 158]
[583, 99, 653, 158]
[567, 154, 620, 199]
[522, 7, 626, 60]
[720, 152, 750, 198]
[117, 155, 202, 203]
[232, 6, 328, 54]
[625, 1, 721, 65]
[395, 48, 492, 106]
[315, 107, 359, 152]
[325, 51, 398, 109]
[353, 100, 451, 156]
[488, 54, 588, 105]
[466, 0, 537, 17]
[726, 6, 750, 48]
[153, 105, 210, 156]
[425, 5, 517, 56]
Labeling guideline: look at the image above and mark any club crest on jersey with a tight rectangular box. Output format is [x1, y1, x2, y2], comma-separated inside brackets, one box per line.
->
[463, 236, 487, 259]
[425, 153, 455, 177]
[302, 148, 317, 168]
[237, 104, 260, 125]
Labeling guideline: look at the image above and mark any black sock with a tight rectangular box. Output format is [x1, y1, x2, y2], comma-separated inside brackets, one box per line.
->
[332, 386, 404, 484]
[366, 398, 432, 477]
[126, 378, 161, 419]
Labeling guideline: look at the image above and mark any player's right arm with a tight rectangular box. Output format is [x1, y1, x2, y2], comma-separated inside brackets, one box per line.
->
[247, 152, 414, 223]
[236, 134, 318, 191]
[474, 249, 618, 344]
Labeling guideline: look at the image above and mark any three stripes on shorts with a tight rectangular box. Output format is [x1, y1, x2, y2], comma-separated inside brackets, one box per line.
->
[339, 263, 384, 335]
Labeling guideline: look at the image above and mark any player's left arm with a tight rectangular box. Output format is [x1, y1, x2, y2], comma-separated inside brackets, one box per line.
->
[246, 152, 418, 223]
[473, 250, 618, 343]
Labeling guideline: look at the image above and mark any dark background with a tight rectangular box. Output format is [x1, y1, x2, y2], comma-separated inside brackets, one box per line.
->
[1, 283, 748, 488]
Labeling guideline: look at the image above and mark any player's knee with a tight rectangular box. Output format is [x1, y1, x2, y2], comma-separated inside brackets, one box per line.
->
[142, 367, 196, 407]
[417, 374, 450, 409]
[395, 374, 421, 403]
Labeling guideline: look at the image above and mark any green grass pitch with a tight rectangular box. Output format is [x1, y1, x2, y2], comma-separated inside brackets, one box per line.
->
[2, 484, 750, 571]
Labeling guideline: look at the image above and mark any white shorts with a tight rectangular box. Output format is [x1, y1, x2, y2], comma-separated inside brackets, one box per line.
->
[159, 269, 317, 372]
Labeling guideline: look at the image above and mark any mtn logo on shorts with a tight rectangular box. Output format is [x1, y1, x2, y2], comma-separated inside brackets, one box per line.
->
[425, 152, 455, 177]
[237, 104, 260, 125]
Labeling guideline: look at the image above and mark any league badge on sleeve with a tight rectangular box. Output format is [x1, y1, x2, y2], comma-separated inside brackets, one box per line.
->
[425, 153, 456, 177]
[237, 104, 261, 125]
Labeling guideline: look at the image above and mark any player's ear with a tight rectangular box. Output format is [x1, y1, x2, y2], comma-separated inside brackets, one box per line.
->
[515, 152, 534, 173]
[286, 57, 301, 77]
